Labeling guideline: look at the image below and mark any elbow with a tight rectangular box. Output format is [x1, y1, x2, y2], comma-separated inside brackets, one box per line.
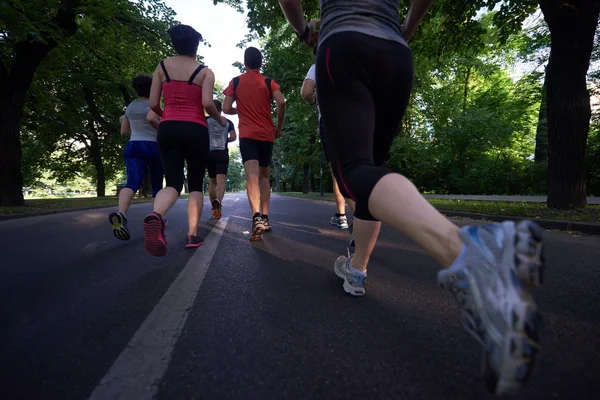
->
[223, 104, 233, 114]
[149, 100, 160, 114]
[300, 92, 312, 104]
[277, 99, 286, 109]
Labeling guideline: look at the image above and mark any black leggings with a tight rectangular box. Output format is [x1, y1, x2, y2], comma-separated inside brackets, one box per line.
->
[157, 121, 209, 194]
[316, 32, 413, 221]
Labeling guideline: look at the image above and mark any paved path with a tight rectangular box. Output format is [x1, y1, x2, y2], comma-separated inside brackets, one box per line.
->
[0, 194, 599, 400]
[423, 194, 600, 204]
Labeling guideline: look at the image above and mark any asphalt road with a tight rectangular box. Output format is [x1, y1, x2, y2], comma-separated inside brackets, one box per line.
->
[0, 193, 599, 400]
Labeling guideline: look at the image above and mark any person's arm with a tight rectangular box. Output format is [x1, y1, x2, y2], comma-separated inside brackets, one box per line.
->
[120, 117, 131, 136]
[301, 78, 316, 105]
[402, 0, 435, 42]
[227, 121, 237, 142]
[146, 109, 160, 130]
[222, 79, 237, 115]
[149, 64, 163, 117]
[278, 0, 319, 47]
[201, 68, 227, 127]
[222, 96, 237, 115]
[273, 90, 286, 138]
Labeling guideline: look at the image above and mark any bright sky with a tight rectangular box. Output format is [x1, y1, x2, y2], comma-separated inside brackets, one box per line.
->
[163, 0, 260, 147]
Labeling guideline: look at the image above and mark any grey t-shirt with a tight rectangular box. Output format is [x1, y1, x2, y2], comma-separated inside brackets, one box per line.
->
[305, 64, 321, 119]
[319, 0, 407, 47]
[207, 117, 235, 151]
[124, 99, 158, 142]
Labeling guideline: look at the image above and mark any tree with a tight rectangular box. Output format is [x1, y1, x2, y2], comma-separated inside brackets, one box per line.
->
[215, 0, 600, 209]
[539, 0, 599, 208]
[0, 0, 81, 206]
[1, 0, 178, 204]
[13, 0, 176, 197]
[227, 147, 246, 191]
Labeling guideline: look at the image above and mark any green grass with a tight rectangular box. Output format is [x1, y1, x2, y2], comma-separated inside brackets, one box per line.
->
[0, 196, 154, 215]
[278, 192, 600, 224]
[0, 194, 198, 216]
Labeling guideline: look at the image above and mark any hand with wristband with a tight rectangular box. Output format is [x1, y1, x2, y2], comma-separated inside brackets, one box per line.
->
[296, 19, 320, 47]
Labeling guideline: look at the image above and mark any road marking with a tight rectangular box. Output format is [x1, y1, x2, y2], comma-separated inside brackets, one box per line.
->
[88, 197, 239, 400]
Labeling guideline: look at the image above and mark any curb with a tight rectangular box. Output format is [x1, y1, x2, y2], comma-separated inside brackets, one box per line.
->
[438, 210, 600, 235]
[276, 195, 600, 235]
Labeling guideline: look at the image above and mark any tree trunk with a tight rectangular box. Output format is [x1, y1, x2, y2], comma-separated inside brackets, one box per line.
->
[274, 161, 281, 192]
[0, 102, 26, 206]
[0, 0, 80, 206]
[302, 163, 310, 194]
[88, 121, 106, 197]
[463, 66, 471, 114]
[540, 0, 599, 209]
[534, 74, 548, 164]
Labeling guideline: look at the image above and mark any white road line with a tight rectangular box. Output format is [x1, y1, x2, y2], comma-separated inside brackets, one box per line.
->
[88, 197, 239, 400]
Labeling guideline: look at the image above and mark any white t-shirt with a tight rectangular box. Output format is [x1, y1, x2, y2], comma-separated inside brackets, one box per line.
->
[305, 64, 321, 119]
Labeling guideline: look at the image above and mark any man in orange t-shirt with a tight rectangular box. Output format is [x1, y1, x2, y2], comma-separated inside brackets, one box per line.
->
[223, 47, 286, 240]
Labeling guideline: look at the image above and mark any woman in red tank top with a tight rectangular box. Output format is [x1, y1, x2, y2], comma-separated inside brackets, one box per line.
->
[142, 24, 227, 257]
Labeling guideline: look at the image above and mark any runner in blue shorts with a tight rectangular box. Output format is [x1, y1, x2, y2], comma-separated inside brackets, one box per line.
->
[109, 74, 164, 241]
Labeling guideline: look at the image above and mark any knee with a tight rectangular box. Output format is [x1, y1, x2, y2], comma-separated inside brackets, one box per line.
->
[259, 168, 269, 179]
[338, 164, 391, 220]
[124, 178, 141, 192]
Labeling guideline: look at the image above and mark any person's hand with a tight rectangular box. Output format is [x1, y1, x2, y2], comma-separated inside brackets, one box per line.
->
[275, 127, 282, 139]
[304, 19, 320, 48]
[219, 116, 227, 127]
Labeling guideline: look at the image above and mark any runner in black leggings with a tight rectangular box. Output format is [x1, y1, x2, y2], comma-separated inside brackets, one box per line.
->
[279, 0, 545, 396]
[145, 24, 227, 256]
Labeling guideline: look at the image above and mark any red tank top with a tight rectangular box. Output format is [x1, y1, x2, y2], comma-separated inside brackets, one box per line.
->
[159, 61, 208, 127]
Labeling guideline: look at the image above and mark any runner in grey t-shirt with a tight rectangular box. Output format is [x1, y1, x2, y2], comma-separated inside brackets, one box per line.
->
[279, 1, 545, 396]
[301, 59, 348, 230]
[206, 99, 236, 219]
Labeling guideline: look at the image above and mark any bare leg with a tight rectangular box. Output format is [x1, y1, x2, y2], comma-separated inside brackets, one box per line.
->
[208, 178, 217, 203]
[216, 174, 227, 202]
[153, 187, 179, 217]
[186, 191, 203, 236]
[350, 218, 381, 271]
[369, 173, 462, 268]
[259, 166, 271, 216]
[244, 160, 261, 214]
[118, 188, 135, 214]
[329, 164, 346, 215]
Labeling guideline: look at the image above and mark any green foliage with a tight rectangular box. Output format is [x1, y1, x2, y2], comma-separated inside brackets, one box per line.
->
[227, 147, 246, 191]
[19, 0, 177, 193]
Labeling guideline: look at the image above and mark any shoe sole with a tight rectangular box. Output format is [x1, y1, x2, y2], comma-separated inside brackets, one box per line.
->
[143, 214, 167, 257]
[185, 241, 204, 249]
[334, 256, 365, 297]
[109, 212, 130, 241]
[250, 225, 265, 241]
[439, 220, 544, 397]
[330, 221, 349, 230]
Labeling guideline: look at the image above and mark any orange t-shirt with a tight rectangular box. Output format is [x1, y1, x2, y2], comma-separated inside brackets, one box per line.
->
[223, 70, 280, 142]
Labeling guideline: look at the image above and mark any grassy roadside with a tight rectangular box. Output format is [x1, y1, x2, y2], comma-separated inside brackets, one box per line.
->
[0, 194, 193, 216]
[278, 192, 600, 224]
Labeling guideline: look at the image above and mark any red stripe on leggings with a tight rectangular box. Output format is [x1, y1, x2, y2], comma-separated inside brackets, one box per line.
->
[337, 163, 356, 202]
[326, 48, 335, 88]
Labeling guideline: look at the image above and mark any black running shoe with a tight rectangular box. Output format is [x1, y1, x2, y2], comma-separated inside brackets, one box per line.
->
[185, 235, 205, 249]
[109, 211, 130, 241]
